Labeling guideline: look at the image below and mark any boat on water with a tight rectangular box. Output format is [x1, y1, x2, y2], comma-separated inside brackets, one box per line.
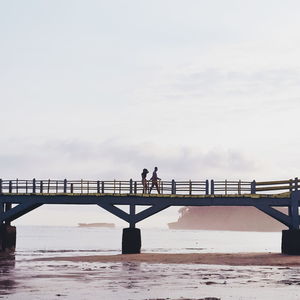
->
[78, 223, 115, 228]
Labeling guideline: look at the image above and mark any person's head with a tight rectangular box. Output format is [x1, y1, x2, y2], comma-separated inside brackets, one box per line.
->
[154, 167, 158, 171]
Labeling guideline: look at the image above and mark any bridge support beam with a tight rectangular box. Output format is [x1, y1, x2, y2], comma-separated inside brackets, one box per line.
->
[122, 228, 141, 254]
[0, 224, 16, 252]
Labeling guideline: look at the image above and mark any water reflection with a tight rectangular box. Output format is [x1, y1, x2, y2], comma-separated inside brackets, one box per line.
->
[0, 253, 17, 295]
[120, 261, 143, 290]
[121, 261, 142, 272]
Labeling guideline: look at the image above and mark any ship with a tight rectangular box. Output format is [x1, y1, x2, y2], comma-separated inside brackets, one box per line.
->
[168, 206, 287, 232]
[78, 223, 115, 228]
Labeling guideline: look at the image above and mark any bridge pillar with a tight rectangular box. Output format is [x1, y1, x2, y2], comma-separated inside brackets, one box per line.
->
[0, 224, 16, 252]
[122, 228, 141, 254]
[282, 191, 300, 254]
[282, 230, 300, 255]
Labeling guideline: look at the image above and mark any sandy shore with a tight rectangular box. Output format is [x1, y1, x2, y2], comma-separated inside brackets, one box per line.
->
[35, 252, 300, 266]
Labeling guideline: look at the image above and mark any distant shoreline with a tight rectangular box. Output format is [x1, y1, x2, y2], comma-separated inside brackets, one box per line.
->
[34, 252, 300, 266]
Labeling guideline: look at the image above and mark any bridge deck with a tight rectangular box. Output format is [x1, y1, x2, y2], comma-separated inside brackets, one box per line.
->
[0, 178, 299, 229]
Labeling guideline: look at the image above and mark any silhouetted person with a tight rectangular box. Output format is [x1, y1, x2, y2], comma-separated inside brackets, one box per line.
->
[149, 167, 161, 194]
[141, 168, 149, 193]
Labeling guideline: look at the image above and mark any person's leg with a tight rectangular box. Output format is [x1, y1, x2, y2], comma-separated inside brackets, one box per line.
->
[155, 182, 160, 194]
[142, 180, 147, 193]
[149, 182, 154, 194]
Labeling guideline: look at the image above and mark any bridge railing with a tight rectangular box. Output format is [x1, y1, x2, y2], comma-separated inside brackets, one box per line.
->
[254, 178, 299, 193]
[0, 179, 209, 195]
[210, 180, 252, 195]
[0, 178, 299, 196]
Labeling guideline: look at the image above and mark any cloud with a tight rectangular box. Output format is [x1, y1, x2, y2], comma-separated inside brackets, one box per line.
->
[0, 138, 259, 181]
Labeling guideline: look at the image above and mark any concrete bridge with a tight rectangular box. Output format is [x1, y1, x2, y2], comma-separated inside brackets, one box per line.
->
[1, 178, 300, 255]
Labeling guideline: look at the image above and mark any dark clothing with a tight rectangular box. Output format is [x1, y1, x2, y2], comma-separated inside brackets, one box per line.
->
[149, 169, 161, 194]
[141, 169, 149, 193]
[150, 171, 159, 182]
[141, 169, 149, 179]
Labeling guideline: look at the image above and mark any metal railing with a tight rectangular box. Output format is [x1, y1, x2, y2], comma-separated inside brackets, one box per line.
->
[253, 178, 299, 193]
[0, 179, 208, 195]
[0, 178, 299, 196]
[211, 180, 252, 195]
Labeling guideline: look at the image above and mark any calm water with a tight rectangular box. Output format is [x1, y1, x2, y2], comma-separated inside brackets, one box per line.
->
[1, 226, 300, 300]
[16, 226, 281, 258]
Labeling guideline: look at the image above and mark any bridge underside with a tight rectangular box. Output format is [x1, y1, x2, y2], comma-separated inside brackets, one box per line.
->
[0, 192, 298, 228]
[1, 191, 300, 254]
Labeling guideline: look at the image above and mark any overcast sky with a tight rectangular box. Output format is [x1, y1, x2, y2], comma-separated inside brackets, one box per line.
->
[1, 1, 300, 227]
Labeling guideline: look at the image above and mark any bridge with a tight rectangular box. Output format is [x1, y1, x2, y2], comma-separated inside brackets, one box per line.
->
[1, 177, 300, 255]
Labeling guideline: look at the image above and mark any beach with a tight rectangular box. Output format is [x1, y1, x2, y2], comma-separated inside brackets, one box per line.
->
[35, 252, 300, 266]
[1, 226, 300, 299]
[2, 252, 300, 300]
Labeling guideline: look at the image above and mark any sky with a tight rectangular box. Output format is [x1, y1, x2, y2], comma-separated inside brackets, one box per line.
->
[1, 0, 300, 227]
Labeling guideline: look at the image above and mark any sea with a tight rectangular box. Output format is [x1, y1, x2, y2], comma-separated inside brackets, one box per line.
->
[1, 226, 300, 300]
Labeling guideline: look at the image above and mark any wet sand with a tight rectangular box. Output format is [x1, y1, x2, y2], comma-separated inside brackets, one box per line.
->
[35, 252, 300, 266]
[2, 253, 300, 299]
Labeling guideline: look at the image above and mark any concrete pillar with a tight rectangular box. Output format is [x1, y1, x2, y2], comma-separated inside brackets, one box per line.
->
[122, 228, 141, 254]
[0, 224, 16, 252]
[281, 230, 300, 255]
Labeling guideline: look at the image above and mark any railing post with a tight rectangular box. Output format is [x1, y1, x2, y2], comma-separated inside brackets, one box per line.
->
[63, 179, 67, 193]
[101, 181, 104, 193]
[33, 178, 36, 194]
[295, 177, 299, 191]
[33, 179, 36, 193]
[32, 178, 36, 194]
[134, 181, 137, 194]
[130, 179, 133, 193]
[205, 180, 209, 195]
[210, 180, 214, 195]
[71, 183, 74, 193]
[97, 181, 100, 193]
[171, 180, 176, 195]
[189, 180, 192, 195]
[225, 179, 227, 195]
[238, 180, 241, 195]
[40, 180, 43, 193]
[0, 179, 2, 194]
[9, 181, 12, 193]
[251, 180, 256, 194]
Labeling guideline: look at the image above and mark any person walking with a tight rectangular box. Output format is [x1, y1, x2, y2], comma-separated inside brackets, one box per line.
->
[149, 167, 161, 194]
[141, 168, 149, 193]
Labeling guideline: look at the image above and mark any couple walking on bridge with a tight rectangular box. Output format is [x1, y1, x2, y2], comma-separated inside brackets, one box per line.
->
[141, 167, 161, 194]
